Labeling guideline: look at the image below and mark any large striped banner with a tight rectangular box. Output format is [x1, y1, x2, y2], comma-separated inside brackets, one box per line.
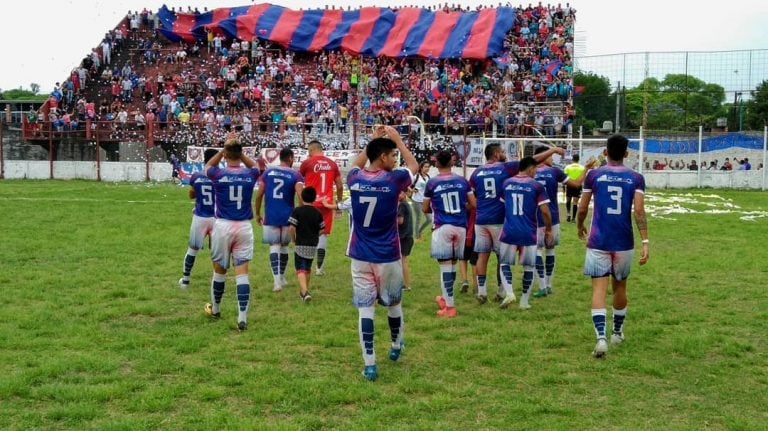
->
[157, 4, 516, 59]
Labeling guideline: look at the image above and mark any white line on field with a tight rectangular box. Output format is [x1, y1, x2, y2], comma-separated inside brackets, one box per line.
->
[0, 197, 186, 204]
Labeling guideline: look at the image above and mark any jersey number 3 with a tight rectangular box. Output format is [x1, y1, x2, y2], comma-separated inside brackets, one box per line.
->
[607, 186, 622, 215]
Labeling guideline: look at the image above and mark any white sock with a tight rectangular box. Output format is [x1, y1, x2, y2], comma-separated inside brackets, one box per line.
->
[439, 261, 456, 307]
[358, 306, 376, 366]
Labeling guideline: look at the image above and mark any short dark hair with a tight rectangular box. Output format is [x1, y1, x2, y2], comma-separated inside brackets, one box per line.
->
[307, 140, 323, 151]
[519, 156, 538, 172]
[435, 150, 453, 168]
[301, 186, 317, 203]
[203, 148, 218, 164]
[484, 143, 502, 161]
[606, 134, 629, 161]
[366, 137, 397, 162]
[572, 153, 580, 162]
[533, 145, 549, 156]
[223, 140, 242, 160]
[279, 148, 294, 163]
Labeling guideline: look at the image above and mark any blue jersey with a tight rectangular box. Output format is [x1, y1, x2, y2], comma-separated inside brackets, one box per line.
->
[206, 166, 260, 221]
[584, 165, 645, 251]
[260, 166, 304, 226]
[424, 173, 471, 228]
[535, 165, 567, 225]
[500, 175, 549, 246]
[346, 167, 412, 263]
[470, 160, 520, 224]
[190, 172, 215, 218]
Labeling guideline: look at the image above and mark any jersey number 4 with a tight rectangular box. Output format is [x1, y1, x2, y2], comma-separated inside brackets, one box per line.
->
[230, 185, 244, 210]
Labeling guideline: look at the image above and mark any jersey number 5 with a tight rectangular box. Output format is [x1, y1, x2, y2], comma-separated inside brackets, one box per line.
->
[200, 185, 213, 206]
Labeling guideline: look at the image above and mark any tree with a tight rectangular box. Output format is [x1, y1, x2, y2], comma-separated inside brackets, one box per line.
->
[29, 83, 40, 95]
[622, 74, 725, 131]
[745, 80, 768, 129]
[573, 71, 614, 133]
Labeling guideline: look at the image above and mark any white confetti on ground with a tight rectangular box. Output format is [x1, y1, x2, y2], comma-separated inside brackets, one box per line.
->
[645, 192, 767, 222]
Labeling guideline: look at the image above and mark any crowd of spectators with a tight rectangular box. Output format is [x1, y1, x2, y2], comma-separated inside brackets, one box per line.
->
[34, 3, 578, 160]
[649, 157, 758, 171]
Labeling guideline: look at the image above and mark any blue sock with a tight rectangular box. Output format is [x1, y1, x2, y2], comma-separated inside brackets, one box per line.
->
[316, 248, 326, 270]
[387, 303, 403, 347]
[182, 248, 197, 282]
[522, 270, 534, 294]
[236, 275, 250, 323]
[613, 307, 627, 335]
[269, 253, 279, 277]
[535, 254, 545, 278]
[359, 307, 376, 366]
[211, 273, 226, 314]
[545, 254, 555, 277]
[279, 253, 289, 276]
[592, 308, 607, 339]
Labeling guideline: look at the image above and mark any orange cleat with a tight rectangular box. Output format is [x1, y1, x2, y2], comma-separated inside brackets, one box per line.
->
[436, 307, 457, 318]
[435, 295, 447, 310]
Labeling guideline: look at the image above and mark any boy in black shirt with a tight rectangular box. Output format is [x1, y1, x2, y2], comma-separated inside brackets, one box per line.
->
[289, 187, 326, 302]
[398, 190, 414, 291]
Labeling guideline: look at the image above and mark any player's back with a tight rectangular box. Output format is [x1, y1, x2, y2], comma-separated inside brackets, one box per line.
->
[207, 165, 260, 221]
[346, 167, 411, 263]
[500, 175, 549, 246]
[584, 164, 645, 251]
[535, 165, 566, 225]
[191, 172, 215, 218]
[470, 161, 519, 225]
[300, 155, 340, 205]
[262, 166, 303, 226]
[425, 173, 471, 228]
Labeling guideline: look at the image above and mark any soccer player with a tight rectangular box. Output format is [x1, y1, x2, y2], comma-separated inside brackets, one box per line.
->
[203, 138, 261, 331]
[577, 134, 649, 358]
[499, 156, 552, 310]
[422, 150, 476, 318]
[564, 153, 586, 222]
[397, 190, 414, 291]
[299, 140, 343, 276]
[254, 148, 304, 292]
[179, 148, 219, 289]
[347, 125, 418, 381]
[469, 142, 563, 304]
[289, 187, 325, 302]
[532, 146, 592, 298]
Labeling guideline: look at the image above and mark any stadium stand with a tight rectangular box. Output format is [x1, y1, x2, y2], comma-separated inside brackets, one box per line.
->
[23, 3, 576, 162]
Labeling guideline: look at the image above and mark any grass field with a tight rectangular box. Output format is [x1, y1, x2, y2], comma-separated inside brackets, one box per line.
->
[0, 181, 766, 430]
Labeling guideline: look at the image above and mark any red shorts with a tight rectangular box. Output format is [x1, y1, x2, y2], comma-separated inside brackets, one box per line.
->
[317, 206, 335, 235]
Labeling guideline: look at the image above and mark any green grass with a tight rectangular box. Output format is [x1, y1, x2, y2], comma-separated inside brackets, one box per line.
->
[0, 181, 766, 430]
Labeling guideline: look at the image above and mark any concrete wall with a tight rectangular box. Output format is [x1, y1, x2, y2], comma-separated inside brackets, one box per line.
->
[4, 161, 172, 181]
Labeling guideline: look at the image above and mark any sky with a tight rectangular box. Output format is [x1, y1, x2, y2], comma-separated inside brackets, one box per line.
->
[1, 0, 767, 94]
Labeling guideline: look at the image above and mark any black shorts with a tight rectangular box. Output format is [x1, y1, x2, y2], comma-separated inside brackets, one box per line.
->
[462, 245, 478, 266]
[294, 254, 313, 273]
[566, 186, 582, 198]
[400, 237, 414, 257]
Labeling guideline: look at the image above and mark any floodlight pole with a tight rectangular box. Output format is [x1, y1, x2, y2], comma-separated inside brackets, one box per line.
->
[762, 126, 767, 191]
[697, 126, 703, 189]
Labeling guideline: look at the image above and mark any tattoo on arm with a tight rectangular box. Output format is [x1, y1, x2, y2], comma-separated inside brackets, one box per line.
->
[635, 213, 647, 232]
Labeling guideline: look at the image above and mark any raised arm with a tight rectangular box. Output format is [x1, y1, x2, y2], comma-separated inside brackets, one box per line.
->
[533, 146, 565, 163]
[565, 158, 597, 188]
[633, 191, 649, 265]
[384, 125, 418, 175]
[204, 148, 225, 175]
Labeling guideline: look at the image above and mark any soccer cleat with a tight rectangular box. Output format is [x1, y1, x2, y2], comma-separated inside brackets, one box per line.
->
[301, 292, 312, 303]
[437, 307, 457, 318]
[315, 268, 326, 276]
[273, 281, 284, 292]
[402, 286, 412, 291]
[389, 343, 405, 362]
[178, 278, 190, 289]
[280, 276, 288, 287]
[435, 295, 447, 310]
[362, 365, 378, 381]
[237, 321, 248, 332]
[593, 338, 608, 358]
[566, 216, 572, 222]
[610, 333, 625, 345]
[499, 294, 517, 309]
[546, 287, 553, 295]
[460, 281, 469, 293]
[494, 293, 506, 303]
[532, 289, 548, 298]
[518, 300, 531, 310]
[204, 303, 221, 320]
[476, 295, 488, 305]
